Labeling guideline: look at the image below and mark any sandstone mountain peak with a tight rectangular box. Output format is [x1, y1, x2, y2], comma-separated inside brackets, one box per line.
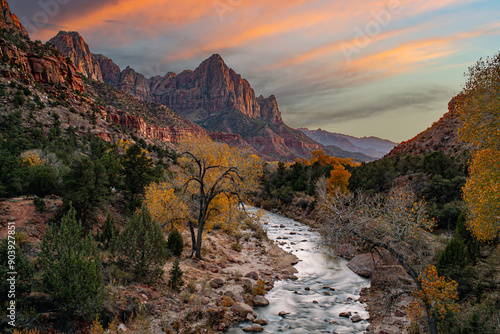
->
[0, 0, 28, 35]
[49, 31, 103, 81]
[49, 31, 327, 160]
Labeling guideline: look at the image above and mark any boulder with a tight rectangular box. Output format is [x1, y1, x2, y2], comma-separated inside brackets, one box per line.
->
[253, 295, 269, 307]
[254, 318, 269, 325]
[351, 314, 362, 322]
[339, 311, 352, 318]
[209, 278, 225, 289]
[245, 271, 259, 280]
[232, 302, 254, 317]
[242, 324, 264, 332]
[347, 254, 376, 278]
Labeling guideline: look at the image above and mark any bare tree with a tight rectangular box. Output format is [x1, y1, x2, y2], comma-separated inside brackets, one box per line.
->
[317, 178, 442, 333]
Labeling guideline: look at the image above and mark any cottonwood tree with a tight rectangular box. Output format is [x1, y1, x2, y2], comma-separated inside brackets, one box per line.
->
[457, 52, 500, 242]
[145, 136, 262, 259]
[317, 180, 458, 334]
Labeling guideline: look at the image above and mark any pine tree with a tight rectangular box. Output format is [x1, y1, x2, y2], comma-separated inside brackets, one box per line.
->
[167, 228, 184, 257]
[168, 258, 184, 292]
[114, 206, 169, 279]
[98, 213, 119, 251]
[38, 207, 104, 319]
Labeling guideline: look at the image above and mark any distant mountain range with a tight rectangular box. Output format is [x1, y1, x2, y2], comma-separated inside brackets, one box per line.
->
[298, 128, 397, 160]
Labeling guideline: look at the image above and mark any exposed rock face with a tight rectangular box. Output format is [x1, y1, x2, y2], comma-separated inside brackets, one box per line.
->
[256, 95, 283, 123]
[93, 53, 121, 86]
[106, 110, 206, 144]
[387, 96, 466, 157]
[151, 54, 281, 123]
[49, 31, 103, 81]
[0, 0, 28, 35]
[0, 38, 83, 92]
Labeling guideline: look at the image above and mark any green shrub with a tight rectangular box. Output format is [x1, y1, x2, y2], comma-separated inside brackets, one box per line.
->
[438, 237, 469, 274]
[455, 212, 480, 264]
[114, 206, 169, 279]
[38, 207, 104, 319]
[168, 258, 184, 292]
[167, 229, 184, 257]
[33, 196, 46, 212]
[231, 242, 242, 252]
[25, 165, 59, 197]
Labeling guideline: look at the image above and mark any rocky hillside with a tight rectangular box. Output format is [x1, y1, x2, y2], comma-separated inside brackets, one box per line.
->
[299, 128, 396, 159]
[49, 31, 324, 160]
[387, 96, 468, 158]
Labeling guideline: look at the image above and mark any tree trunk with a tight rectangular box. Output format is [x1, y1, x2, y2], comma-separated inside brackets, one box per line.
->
[426, 308, 438, 334]
[189, 223, 196, 258]
[194, 220, 205, 259]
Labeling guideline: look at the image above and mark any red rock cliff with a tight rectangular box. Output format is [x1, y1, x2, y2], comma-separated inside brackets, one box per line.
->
[49, 31, 103, 81]
[106, 111, 206, 144]
[0, 38, 83, 92]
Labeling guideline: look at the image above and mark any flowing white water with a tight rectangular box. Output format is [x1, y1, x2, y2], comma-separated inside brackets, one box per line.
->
[228, 208, 370, 333]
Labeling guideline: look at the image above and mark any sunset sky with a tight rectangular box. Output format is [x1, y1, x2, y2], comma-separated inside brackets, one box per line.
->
[12, 0, 500, 142]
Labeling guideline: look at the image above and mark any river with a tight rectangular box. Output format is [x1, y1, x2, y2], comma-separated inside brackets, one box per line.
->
[227, 208, 370, 333]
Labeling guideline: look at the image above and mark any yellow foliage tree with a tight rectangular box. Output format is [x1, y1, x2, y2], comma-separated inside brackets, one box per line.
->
[457, 52, 500, 242]
[327, 164, 351, 194]
[20, 150, 44, 166]
[146, 136, 262, 259]
[144, 184, 188, 232]
[408, 265, 459, 325]
[462, 149, 500, 242]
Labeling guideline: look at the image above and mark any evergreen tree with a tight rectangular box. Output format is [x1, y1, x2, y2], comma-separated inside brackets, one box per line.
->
[121, 144, 155, 209]
[62, 156, 109, 225]
[98, 213, 119, 251]
[0, 239, 33, 305]
[168, 258, 184, 292]
[167, 228, 184, 257]
[38, 207, 104, 319]
[114, 206, 169, 279]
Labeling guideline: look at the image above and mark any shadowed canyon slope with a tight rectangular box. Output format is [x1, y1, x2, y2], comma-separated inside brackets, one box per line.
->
[387, 96, 468, 158]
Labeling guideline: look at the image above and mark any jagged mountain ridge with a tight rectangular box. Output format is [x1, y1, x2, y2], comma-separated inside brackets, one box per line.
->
[298, 128, 397, 159]
[49, 31, 324, 160]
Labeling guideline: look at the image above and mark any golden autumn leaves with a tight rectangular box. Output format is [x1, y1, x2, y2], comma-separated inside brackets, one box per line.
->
[458, 52, 500, 242]
[408, 265, 459, 321]
[297, 149, 357, 194]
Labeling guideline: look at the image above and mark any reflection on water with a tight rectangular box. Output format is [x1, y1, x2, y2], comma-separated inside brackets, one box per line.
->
[227, 208, 370, 333]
